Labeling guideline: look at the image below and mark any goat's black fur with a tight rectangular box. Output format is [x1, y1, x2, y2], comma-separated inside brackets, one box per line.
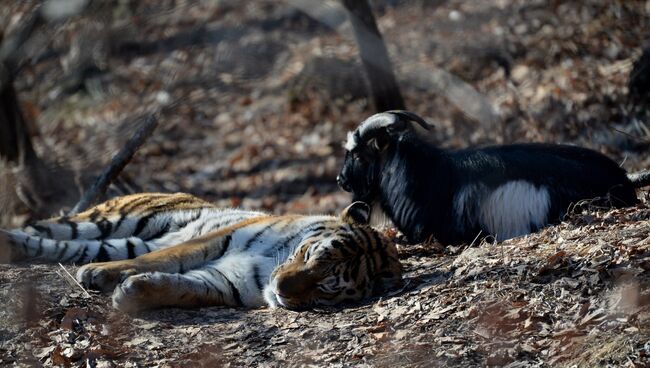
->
[338, 111, 643, 245]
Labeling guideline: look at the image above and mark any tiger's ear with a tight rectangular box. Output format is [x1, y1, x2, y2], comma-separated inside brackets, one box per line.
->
[340, 201, 371, 225]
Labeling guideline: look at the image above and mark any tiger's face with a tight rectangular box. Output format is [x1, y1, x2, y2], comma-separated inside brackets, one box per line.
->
[264, 206, 402, 310]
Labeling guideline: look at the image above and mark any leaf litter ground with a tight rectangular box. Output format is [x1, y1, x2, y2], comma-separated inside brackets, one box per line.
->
[1, 0, 649, 366]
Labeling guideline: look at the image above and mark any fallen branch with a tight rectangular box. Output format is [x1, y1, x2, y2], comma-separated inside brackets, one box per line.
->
[69, 113, 159, 215]
[58, 263, 91, 298]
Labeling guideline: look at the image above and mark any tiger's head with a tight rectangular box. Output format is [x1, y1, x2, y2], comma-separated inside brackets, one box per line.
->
[264, 202, 403, 310]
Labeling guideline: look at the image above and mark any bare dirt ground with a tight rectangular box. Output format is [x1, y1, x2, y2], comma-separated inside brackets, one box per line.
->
[1, 0, 649, 366]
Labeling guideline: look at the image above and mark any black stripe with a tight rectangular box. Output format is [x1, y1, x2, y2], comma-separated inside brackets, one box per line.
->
[68, 220, 78, 239]
[126, 240, 136, 259]
[55, 241, 68, 259]
[337, 243, 352, 258]
[95, 218, 113, 239]
[265, 231, 302, 258]
[367, 250, 378, 275]
[21, 237, 29, 256]
[143, 222, 171, 241]
[102, 199, 117, 214]
[196, 218, 215, 237]
[243, 220, 282, 250]
[133, 213, 155, 237]
[61, 243, 82, 263]
[356, 228, 373, 252]
[96, 245, 110, 262]
[216, 235, 232, 259]
[253, 265, 265, 291]
[57, 217, 78, 239]
[213, 269, 242, 306]
[112, 212, 127, 236]
[31, 224, 52, 238]
[34, 237, 43, 257]
[88, 209, 100, 222]
[121, 195, 158, 213]
[193, 273, 221, 292]
[350, 261, 360, 281]
[265, 223, 327, 258]
[77, 247, 88, 263]
[364, 253, 372, 276]
[102, 240, 117, 249]
[275, 218, 294, 232]
[342, 266, 350, 283]
[177, 210, 203, 230]
[142, 198, 201, 214]
[372, 231, 389, 268]
[337, 233, 356, 254]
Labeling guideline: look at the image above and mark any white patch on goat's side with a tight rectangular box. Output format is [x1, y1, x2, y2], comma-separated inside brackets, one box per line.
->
[478, 181, 550, 240]
[344, 131, 357, 151]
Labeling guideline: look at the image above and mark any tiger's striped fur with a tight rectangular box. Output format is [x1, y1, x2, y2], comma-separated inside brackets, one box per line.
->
[0, 193, 402, 312]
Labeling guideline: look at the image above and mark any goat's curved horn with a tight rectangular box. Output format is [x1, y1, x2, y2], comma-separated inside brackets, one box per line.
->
[356, 112, 403, 140]
[345, 111, 433, 151]
[387, 110, 433, 131]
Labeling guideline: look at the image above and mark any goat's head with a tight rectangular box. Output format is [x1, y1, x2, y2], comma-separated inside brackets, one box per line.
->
[337, 111, 433, 202]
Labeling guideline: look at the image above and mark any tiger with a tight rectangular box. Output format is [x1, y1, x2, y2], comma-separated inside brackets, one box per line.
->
[0, 193, 402, 313]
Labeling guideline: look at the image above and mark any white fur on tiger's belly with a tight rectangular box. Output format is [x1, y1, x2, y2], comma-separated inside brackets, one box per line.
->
[455, 180, 551, 241]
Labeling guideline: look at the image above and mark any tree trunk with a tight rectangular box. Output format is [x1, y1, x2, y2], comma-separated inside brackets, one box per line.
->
[0, 76, 38, 165]
[0, 12, 79, 217]
[342, 0, 405, 111]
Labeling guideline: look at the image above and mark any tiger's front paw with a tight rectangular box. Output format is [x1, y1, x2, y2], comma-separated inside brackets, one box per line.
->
[76, 262, 137, 293]
[112, 273, 163, 314]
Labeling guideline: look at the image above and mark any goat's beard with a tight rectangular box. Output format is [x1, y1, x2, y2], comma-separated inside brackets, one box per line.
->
[369, 202, 393, 229]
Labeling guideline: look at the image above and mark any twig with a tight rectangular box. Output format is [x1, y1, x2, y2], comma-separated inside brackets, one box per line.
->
[69, 113, 159, 215]
[612, 127, 650, 144]
[58, 262, 91, 298]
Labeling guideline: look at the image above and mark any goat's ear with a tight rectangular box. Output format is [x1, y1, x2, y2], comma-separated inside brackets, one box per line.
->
[340, 201, 371, 225]
[367, 133, 389, 152]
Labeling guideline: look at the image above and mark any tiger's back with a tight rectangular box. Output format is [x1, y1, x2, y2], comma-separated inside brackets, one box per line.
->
[1, 193, 402, 312]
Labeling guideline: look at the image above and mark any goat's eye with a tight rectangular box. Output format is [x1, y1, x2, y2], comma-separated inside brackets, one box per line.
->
[353, 151, 367, 163]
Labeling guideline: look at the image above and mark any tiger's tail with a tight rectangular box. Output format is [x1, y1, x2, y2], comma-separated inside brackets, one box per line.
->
[0, 228, 156, 264]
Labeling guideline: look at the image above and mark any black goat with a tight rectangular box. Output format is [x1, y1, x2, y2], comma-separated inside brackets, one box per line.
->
[337, 111, 649, 245]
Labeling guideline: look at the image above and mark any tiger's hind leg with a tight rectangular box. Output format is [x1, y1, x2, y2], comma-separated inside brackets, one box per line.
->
[2, 228, 157, 265]
[111, 264, 251, 313]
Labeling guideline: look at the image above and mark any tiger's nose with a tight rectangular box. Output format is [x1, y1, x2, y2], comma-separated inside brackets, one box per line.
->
[337, 174, 351, 192]
[276, 269, 314, 298]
